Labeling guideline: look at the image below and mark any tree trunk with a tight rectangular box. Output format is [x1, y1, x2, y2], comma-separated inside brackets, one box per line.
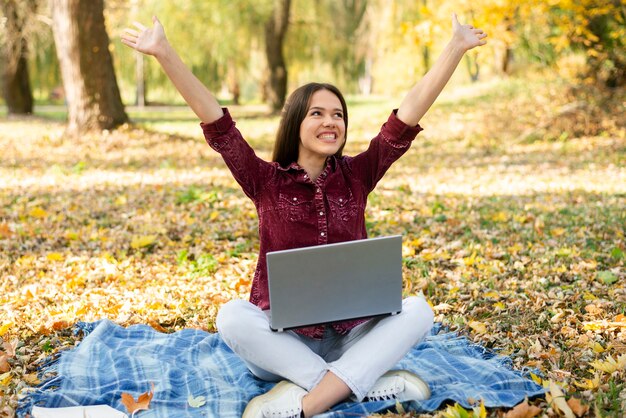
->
[135, 53, 146, 107]
[1, 0, 34, 115]
[264, 0, 291, 113]
[51, 0, 128, 133]
[465, 54, 480, 83]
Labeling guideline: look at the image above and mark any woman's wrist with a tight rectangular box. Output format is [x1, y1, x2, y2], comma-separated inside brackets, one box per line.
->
[445, 38, 468, 57]
[154, 41, 174, 61]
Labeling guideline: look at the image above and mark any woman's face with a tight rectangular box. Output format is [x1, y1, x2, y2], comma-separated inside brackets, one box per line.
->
[298, 89, 346, 166]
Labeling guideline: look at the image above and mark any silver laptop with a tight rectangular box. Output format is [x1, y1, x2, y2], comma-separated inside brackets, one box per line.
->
[266, 235, 403, 332]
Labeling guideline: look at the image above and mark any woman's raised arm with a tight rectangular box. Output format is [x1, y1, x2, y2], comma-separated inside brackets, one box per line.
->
[121, 16, 224, 124]
[396, 13, 487, 127]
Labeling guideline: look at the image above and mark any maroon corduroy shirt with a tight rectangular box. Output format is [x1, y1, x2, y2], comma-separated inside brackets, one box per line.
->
[201, 108, 422, 339]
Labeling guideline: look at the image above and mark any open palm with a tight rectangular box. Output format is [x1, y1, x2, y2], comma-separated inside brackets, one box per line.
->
[121, 16, 167, 57]
[452, 13, 487, 51]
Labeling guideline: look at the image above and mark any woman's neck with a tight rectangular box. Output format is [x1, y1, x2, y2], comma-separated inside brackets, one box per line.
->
[297, 156, 326, 182]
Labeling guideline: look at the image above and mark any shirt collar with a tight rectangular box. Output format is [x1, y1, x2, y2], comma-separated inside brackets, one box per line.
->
[276, 155, 339, 173]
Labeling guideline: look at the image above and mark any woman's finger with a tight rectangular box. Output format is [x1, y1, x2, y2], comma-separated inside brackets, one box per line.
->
[133, 21, 147, 31]
[123, 28, 140, 37]
[120, 38, 136, 48]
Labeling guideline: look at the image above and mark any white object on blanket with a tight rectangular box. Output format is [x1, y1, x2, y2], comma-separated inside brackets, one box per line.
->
[32, 405, 128, 418]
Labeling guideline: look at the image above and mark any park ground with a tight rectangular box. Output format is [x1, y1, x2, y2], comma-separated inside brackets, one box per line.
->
[0, 75, 625, 417]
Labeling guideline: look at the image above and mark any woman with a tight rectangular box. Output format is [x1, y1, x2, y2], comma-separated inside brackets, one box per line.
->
[122, 13, 486, 418]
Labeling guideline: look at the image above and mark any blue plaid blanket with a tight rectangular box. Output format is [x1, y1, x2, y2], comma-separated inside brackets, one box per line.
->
[18, 320, 544, 417]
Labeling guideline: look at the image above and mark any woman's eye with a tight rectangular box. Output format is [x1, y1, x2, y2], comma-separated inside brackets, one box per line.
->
[334, 112, 343, 118]
[311, 111, 321, 116]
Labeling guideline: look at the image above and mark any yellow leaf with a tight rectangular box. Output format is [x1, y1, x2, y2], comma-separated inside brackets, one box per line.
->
[530, 373, 542, 385]
[591, 342, 605, 353]
[494, 302, 506, 310]
[46, 252, 64, 262]
[582, 292, 597, 300]
[395, 400, 405, 414]
[484, 291, 499, 299]
[130, 235, 157, 249]
[549, 381, 574, 418]
[0, 322, 13, 337]
[491, 212, 507, 222]
[29, 207, 48, 218]
[64, 230, 79, 240]
[188, 394, 207, 408]
[550, 227, 566, 236]
[115, 195, 127, 205]
[209, 211, 220, 221]
[589, 355, 626, 373]
[573, 375, 600, 390]
[474, 399, 487, 418]
[0, 372, 11, 386]
[469, 321, 488, 334]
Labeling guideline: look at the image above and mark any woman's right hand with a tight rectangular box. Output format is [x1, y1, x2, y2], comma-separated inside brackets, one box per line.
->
[121, 16, 168, 58]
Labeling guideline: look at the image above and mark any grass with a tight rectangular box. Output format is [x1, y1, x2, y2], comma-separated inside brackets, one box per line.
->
[1, 75, 625, 417]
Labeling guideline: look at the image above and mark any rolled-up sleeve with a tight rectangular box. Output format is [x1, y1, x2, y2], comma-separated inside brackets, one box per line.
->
[200, 108, 275, 200]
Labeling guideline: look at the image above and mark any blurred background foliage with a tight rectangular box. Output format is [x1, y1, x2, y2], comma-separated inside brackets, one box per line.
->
[1, 0, 624, 106]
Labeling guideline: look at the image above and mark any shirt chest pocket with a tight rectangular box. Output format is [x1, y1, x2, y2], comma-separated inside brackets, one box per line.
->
[328, 190, 356, 222]
[277, 191, 313, 222]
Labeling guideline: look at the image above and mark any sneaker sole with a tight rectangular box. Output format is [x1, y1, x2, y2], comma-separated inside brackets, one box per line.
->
[384, 370, 431, 400]
[242, 381, 297, 418]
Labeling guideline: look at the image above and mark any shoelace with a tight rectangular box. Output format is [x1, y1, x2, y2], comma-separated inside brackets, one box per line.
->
[263, 406, 302, 417]
[364, 378, 404, 401]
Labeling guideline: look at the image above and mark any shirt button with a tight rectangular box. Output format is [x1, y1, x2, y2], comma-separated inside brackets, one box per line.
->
[339, 198, 343, 202]
[316, 188, 321, 193]
[319, 211, 324, 216]
[293, 197, 297, 201]
[303, 174, 308, 179]
[320, 232, 325, 236]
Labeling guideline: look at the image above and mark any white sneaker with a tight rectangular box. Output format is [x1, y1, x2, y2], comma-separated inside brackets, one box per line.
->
[243, 381, 307, 418]
[363, 370, 431, 402]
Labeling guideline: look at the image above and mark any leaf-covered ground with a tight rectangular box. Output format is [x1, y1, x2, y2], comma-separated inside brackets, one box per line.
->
[1, 77, 625, 417]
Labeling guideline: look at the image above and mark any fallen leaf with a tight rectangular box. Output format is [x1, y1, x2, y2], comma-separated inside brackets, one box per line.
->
[22, 373, 41, 386]
[46, 252, 65, 262]
[566, 397, 589, 417]
[0, 322, 13, 337]
[28, 207, 48, 218]
[0, 354, 10, 373]
[469, 321, 488, 334]
[187, 394, 206, 408]
[148, 320, 167, 333]
[0, 223, 13, 238]
[596, 270, 617, 285]
[121, 382, 154, 416]
[2, 339, 17, 357]
[549, 381, 574, 418]
[504, 400, 542, 418]
[589, 354, 626, 373]
[130, 235, 157, 249]
[0, 371, 12, 386]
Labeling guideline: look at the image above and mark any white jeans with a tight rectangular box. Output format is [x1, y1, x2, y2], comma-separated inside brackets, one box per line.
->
[216, 296, 434, 401]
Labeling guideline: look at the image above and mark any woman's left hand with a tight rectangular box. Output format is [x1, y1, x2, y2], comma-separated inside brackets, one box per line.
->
[451, 13, 487, 51]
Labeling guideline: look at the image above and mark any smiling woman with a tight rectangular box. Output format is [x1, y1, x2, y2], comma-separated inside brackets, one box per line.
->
[121, 12, 487, 418]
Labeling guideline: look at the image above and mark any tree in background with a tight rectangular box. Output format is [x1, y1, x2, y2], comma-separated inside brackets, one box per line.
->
[51, 0, 127, 133]
[264, 0, 291, 113]
[1, 0, 35, 114]
[552, 0, 625, 89]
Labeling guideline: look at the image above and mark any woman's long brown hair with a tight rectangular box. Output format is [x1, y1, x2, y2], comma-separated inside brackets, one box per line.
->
[272, 83, 348, 167]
